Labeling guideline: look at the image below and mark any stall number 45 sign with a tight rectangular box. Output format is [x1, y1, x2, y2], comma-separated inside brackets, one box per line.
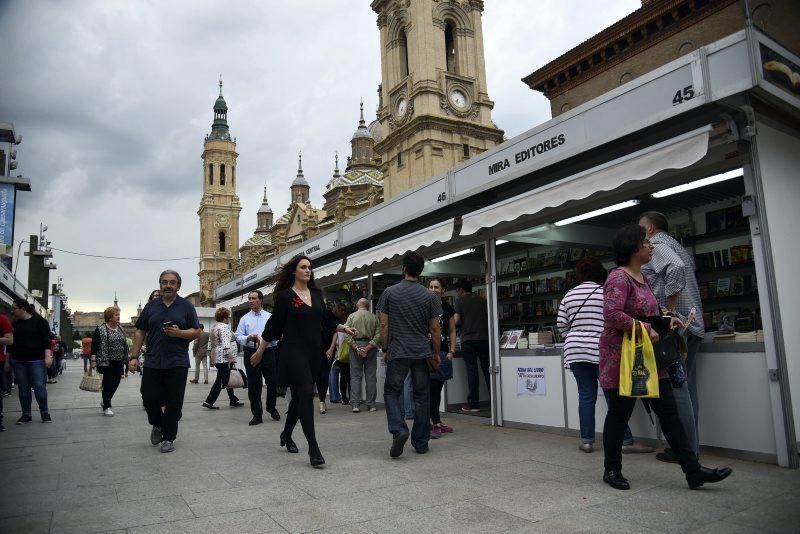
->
[672, 85, 696, 106]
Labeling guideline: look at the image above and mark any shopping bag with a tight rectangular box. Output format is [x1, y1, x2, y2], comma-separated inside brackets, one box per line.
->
[79, 368, 102, 393]
[336, 337, 351, 363]
[619, 321, 659, 398]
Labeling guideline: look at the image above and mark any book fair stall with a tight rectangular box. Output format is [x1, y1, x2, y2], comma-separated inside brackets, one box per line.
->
[216, 28, 800, 467]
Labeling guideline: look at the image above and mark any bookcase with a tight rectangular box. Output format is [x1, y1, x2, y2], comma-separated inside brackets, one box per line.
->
[495, 245, 613, 339]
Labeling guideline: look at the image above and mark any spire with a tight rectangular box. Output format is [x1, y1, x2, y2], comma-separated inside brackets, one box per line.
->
[351, 98, 372, 140]
[113, 292, 118, 307]
[334, 152, 341, 176]
[258, 185, 273, 214]
[292, 151, 309, 187]
[209, 78, 231, 141]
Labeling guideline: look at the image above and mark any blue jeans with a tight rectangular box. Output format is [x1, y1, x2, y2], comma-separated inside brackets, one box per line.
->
[684, 333, 702, 441]
[328, 365, 341, 402]
[401, 372, 414, 418]
[12, 360, 49, 415]
[384, 358, 430, 449]
[672, 382, 698, 454]
[571, 362, 632, 445]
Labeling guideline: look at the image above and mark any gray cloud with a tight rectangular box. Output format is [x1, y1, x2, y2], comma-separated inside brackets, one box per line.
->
[0, 0, 640, 320]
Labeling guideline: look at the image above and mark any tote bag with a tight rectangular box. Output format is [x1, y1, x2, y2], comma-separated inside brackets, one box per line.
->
[79, 368, 102, 393]
[336, 336, 351, 364]
[619, 321, 659, 398]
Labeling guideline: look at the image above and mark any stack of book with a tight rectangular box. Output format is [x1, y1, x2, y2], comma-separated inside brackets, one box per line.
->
[695, 244, 752, 270]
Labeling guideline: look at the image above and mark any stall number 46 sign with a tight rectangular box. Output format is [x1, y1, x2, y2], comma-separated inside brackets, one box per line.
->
[672, 85, 696, 106]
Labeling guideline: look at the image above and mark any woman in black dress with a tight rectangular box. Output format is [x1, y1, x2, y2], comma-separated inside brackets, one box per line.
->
[251, 255, 355, 467]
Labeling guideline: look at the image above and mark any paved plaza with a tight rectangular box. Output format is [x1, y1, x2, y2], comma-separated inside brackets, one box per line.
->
[1, 364, 799, 533]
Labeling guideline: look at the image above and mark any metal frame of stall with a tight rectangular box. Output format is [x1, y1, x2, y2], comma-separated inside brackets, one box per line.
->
[216, 27, 800, 467]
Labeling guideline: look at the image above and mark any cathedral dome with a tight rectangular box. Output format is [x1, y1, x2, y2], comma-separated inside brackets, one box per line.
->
[257, 187, 273, 214]
[368, 119, 384, 144]
[214, 94, 228, 112]
[351, 100, 373, 141]
[291, 153, 310, 187]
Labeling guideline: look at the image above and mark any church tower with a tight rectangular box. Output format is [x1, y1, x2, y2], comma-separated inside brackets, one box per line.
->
[371, 0, 504, 199]
[198, 80, 242, 306]
[256, 187, 273, 232]
[290, 153, 310, 205]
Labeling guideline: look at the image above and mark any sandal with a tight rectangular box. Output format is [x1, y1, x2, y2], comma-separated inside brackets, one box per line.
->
[319, 402, 327, 414]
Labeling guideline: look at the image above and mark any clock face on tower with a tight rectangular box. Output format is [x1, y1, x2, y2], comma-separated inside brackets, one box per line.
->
[449, 89, 467, 109]
[396, 97, 408, 118]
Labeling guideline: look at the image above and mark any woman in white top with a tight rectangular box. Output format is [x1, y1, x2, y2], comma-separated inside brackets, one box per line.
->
[202, 308, 244, 409]
[558, 257, 651, 454]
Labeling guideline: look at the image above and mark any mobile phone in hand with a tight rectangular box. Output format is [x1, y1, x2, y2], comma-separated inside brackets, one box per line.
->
[162, 321, 178, 329]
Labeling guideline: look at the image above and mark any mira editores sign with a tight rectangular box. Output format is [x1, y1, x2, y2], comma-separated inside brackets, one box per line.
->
[488, 134, 566, 176]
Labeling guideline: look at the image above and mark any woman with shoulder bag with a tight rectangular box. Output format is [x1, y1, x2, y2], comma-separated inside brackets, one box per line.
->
[91, 306, 129, 417]
[202, 308, 244, 409]
[557, 257, 652, 455]
[599, 225, 731, 491]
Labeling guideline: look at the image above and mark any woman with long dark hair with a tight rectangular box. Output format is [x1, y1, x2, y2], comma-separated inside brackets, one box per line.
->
[251, 255, 356, 467]
[7, 298, 53, 424]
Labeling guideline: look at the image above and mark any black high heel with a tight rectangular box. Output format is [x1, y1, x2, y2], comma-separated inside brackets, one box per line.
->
[309, 449, 325, 467]
[280, 433, 299, 453]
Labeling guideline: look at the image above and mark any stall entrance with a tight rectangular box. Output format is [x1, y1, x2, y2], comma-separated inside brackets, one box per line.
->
[492, 169, 775, 456]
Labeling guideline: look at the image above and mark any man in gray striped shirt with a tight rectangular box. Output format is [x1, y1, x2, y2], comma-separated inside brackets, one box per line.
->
[377, 251, 442, 458]
[640, 211, 703, 461]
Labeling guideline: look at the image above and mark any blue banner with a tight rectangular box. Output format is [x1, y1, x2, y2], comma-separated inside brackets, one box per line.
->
[0, 183, 14, 248]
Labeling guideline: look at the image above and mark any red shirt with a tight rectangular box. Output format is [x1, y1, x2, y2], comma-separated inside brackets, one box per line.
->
[0, 314, 12, 361]
[81, 337, 92, 355]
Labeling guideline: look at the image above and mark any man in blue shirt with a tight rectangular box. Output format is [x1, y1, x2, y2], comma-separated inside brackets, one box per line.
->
[235, 290, 280, 425]
[132, 270, 200, 453]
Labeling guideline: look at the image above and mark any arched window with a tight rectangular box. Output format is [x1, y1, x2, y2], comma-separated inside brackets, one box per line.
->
[444, 22, 458, 73]
[399, 28, 409, 78]
[218, 232, 226, 252]
[220, 164, 226, 185]
[208, 164, 213, 185]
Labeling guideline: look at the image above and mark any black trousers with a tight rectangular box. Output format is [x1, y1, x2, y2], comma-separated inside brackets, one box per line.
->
[336, 361, 350, 400]
[141, 366, 188, 442]
[461, 339, 490, 408]
[243, 346, 277, 417]
[430, 378, 445, 424]
[284, 383, 320, 456]
[205, 363, 240, 405]
[99, 360, 125, 409]
[604, 379, 701, 480]
[317, 353, 334, 402]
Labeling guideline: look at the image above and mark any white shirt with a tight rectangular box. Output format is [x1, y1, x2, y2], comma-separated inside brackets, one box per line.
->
[235, 309, 275, 349]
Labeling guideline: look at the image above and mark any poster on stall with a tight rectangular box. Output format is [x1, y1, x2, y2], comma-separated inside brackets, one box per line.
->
[516, 366, 546, 395]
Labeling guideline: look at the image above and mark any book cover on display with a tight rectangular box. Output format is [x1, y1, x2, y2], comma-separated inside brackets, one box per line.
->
[705, 208, 727, 233]
[716, 277, 731, 297]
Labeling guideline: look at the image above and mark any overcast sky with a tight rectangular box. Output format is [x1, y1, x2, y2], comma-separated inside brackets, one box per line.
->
[0, 0, 640, 321]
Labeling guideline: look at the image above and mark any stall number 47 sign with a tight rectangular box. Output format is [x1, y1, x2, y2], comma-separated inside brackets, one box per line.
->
[672, 85, 696, 106]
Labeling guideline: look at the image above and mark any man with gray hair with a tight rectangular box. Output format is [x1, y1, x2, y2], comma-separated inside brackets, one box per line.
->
[345, 298, 382, 413]
[131, 270, 201, 453]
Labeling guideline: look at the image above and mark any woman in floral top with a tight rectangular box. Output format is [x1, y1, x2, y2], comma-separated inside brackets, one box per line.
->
[202, 307, 243, 409]
[599, 225, 731, 491]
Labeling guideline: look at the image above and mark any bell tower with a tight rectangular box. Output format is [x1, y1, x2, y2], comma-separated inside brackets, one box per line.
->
[198, 79, 242, 306]
[371, 0, 503, 199]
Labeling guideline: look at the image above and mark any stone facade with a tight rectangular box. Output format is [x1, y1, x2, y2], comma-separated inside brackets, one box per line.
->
[197, 82, 242, 306]
[524, 0, 800, 117]
[371, 0, 504, 199]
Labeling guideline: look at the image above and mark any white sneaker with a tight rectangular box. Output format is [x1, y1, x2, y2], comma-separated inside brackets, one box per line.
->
[368, 407, 377, 412]
[352, 405, 360, 413]
[103, 408, 114, 417]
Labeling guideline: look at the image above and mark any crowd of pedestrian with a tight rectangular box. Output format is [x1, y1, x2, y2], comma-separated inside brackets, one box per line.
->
[0, 212, 735, 493]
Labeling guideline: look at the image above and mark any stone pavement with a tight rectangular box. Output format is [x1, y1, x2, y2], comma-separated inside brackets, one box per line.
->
[1, 364, 799, 534]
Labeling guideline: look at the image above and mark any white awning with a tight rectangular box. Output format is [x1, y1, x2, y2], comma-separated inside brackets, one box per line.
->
[313, 259, 342, 282]
[460, 126, 711, 236]
[345, 220, 455, 272]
